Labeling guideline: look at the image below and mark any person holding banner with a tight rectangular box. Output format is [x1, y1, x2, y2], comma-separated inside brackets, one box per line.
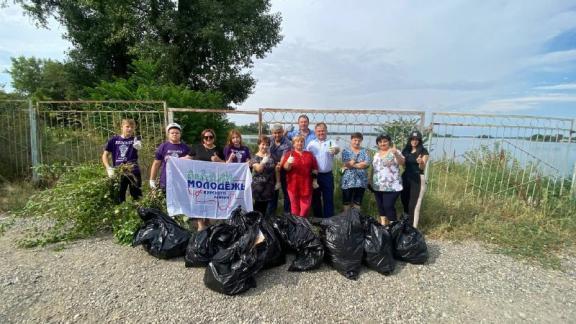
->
[250, 135, 278, 216]
[149, 122, 190, 190]
[280, 135, 319, 217]
[189, 128, 225, 163]
[224, 129, 251, 163]
[189, 128, 225, 230]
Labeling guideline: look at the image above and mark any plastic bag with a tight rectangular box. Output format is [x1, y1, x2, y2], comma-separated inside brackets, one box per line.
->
[272, 214, 324, 271]
[362, 216, 395, 275]
[389, 217, 428, 264]
[203, 225, 263, 295]
[184, 223, 239, 267]
[132, 208, 191, 259]
[320, 208, 364, 280]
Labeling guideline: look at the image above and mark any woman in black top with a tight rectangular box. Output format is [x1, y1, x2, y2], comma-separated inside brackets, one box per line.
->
[401, 130, 429, 228]
[250, 135, 278, 216]
[189, 128, 225, 231]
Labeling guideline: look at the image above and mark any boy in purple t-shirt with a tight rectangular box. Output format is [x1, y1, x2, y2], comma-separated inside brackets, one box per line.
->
[149, 123, 191, 189]
[101, 119, 143, 203]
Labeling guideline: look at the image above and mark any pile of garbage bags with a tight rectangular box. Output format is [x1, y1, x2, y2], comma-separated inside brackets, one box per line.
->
[132, 206, 428, 295]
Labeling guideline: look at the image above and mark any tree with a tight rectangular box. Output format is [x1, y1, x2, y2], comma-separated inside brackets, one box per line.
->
[88, 59, 233, 145]
[16, 0, 283, 104]
[8, 56, 90, 100]
[237, 122, 269, 135]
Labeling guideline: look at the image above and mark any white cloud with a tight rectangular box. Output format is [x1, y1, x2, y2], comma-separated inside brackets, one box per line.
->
[242, 0, 576, 113]
[534, 82, 576, 90]
[475, 94, 576, 113]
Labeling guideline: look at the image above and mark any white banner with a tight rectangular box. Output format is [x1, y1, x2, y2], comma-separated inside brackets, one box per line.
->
[166, 157, 253, 219]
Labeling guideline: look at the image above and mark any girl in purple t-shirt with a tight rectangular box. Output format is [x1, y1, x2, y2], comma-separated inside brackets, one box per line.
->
[149, 123, 191, 189]
[223, 129, 251, 163]
[101, 119, 143, 203]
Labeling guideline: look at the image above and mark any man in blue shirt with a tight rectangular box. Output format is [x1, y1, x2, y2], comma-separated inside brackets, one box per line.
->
[286, 114, 316, 148]
[268, 123, 292, 215]
[306, 122, 340, 218]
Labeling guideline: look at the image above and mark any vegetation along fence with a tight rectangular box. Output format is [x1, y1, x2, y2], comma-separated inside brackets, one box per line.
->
[1, 100, 574, 211]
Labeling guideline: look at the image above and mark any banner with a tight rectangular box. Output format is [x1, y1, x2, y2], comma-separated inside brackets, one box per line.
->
[166, 158, 253, 219]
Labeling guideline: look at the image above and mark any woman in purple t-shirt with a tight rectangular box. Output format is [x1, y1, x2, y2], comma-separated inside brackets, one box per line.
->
[149, 123, 191, 190]
[101, 118, 143, 203]
[223, 129, 251, 163]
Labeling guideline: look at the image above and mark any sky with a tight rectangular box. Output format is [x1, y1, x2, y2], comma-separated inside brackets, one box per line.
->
[1, 0, 576, 119]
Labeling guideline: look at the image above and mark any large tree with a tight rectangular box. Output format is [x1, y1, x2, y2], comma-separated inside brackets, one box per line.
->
[14, 0, 282, 104]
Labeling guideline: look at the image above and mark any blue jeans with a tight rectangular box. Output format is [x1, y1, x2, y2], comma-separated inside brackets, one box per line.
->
[312, 172, 334, 218]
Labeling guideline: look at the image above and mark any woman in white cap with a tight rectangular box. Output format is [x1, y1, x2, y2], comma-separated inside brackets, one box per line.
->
[149, 123, 191, 190]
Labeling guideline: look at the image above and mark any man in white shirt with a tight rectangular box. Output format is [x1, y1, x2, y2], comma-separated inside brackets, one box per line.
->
[306, 122, 340, 218]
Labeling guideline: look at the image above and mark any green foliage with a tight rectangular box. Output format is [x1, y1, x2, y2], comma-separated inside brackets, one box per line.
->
[16, 163, 165, 247]
[237, 122, 269, 135]
[374, 117, 428, 149]
[88, 59, 233, 146]
[17, 0, 283, 104]
[8, 56, 91, 100]
[421, 146, 576, 269]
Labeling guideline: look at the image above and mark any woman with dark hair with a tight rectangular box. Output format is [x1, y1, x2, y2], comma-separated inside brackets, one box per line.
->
[189, 128, 225, 230]
[401, 130, 429, 228]
[340, 132, 371, 210]
[369, 133, 405, 226]
[250, 135, 278, 216]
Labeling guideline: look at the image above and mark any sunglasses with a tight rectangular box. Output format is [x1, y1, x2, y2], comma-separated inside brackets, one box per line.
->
[203, 135, 214, 140]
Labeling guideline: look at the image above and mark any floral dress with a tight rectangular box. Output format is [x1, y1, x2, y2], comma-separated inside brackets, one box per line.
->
[372, 151, 403, 192]
[341, 148, 371, 189]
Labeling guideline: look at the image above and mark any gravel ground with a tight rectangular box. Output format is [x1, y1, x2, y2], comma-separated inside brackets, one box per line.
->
[1, 219, 575, 324]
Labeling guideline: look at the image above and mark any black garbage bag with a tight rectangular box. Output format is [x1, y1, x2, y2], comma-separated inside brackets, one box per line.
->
[361, 216, 395, 275]
[389, 217, 428, 264]
[132, 208, 191, 259]
[320, 209, 365, 280]
[271, 214, 324, 271]
[203, 227, 264, 295]
[184, 223, 239, 267]
[257, 216, 286, 269]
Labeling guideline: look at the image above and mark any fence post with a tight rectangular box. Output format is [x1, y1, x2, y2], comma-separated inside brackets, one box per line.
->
[28, 99, 39, 183]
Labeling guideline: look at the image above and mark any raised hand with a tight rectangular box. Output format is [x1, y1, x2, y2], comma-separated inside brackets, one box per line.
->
[211, 153, 222, 162]
[132, 136, 142, 150]
[416, 154, 423, 164]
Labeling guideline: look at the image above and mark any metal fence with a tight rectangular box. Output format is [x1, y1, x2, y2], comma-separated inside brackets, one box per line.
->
[260, 108, 426, 150]
[2, 100, 575, 209]
[0, 100, 32, 180]
[427, 112, 575, 206]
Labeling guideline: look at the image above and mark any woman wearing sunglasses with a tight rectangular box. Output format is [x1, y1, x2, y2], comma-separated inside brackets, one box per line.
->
[189, 128, 225, 230]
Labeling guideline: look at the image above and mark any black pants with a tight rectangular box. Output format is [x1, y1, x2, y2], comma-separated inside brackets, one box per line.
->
[254, 200, 270, 217]
[401, 175, 421, 225]
[312, 172, 335, 218]
[267, 170, 290, 215]
[118, 172, 142, 203]
[373, 191, 400, 221]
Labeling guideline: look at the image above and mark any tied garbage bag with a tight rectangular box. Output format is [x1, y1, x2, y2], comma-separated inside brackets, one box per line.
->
[272, 214, 324, 271]
[320, 208, 364, 280]
[389, 217, 428, 264]
[229, 208, 285, 269]
[203, 226, 264, 295]
[362, 216, 395, 275]
[132, 208, 191, 259]
[184, 223, 239, 268]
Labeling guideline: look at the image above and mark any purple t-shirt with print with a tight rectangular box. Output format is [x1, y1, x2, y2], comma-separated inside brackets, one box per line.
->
[155, 141, 191, 188]
[105, 135, 139, 172]
[223, 145, 251, 163]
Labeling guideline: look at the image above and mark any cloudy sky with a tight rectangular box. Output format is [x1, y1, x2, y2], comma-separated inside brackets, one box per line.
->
[1, 1, 576, 118]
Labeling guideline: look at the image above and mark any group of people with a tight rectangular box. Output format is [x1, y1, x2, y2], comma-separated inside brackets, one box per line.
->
[101, 115, 429, 229]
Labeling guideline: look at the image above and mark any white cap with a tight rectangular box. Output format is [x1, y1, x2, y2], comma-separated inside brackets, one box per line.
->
[166, 123, 182, 132]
